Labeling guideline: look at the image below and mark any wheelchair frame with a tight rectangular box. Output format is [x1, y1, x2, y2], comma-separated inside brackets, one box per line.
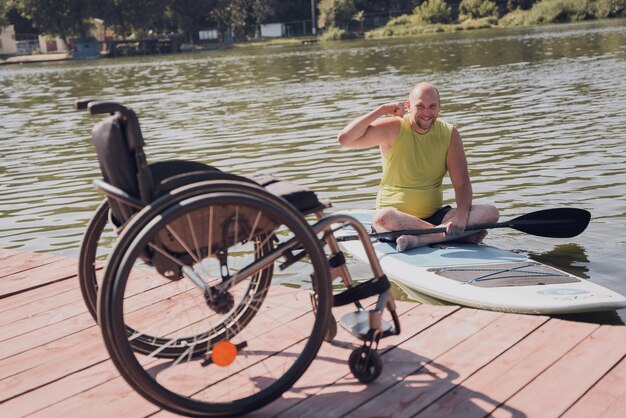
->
[76, 99, 401, 416]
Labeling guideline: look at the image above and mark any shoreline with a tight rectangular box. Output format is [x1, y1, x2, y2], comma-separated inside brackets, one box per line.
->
[2, 17, 623, 65]
[0, 52, 70, 66]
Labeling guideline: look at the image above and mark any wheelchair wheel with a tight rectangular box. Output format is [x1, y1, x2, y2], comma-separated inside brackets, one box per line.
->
[78, 198, 115, 321]
[349, 346, 382, 384]
[99, 188, 332, 416]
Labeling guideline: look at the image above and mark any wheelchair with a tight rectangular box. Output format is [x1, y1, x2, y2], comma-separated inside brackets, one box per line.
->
[76, 99, 401, 417]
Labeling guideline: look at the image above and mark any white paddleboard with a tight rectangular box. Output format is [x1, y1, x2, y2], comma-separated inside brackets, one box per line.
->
[336, 210, 626, 314]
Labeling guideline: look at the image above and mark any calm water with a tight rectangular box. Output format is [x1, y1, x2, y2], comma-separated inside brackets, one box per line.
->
[2, 19, 625, 321]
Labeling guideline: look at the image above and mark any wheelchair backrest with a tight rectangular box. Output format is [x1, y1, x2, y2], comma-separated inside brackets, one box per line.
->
[76, 100, 154, 226]
[76, 99, 325, 237]
[92, 113, 149, 224]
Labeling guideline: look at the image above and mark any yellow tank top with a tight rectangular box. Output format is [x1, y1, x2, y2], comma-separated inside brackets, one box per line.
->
[376, 116, 453, 218]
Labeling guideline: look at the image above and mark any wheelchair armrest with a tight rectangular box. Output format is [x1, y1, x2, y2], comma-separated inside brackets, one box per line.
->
[88, 101, 129, 116]
[93, 179, 143, 209]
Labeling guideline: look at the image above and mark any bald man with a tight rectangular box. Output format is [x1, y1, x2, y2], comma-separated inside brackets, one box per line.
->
[338, 82, 499, 252]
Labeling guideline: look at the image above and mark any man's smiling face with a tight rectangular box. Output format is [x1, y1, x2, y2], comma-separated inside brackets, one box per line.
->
[408, 86, 440, 133]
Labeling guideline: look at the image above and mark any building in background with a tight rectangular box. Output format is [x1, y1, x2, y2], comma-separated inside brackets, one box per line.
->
[260, 23, 285, 38]
[0, 25, 16, 55]
[1, 24, 69, 56]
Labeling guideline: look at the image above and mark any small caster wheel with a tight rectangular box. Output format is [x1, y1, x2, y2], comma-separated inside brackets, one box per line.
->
[349, 346, 382, 383]
[325, 315, 337, 342]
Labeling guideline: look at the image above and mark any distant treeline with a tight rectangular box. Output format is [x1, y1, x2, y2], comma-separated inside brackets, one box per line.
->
[1, 0, 624, 47]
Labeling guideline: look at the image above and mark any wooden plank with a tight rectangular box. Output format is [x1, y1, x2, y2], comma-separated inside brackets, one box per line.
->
[274, 308, 503, 418]
[0, 286, 320, 403]
[0, 305, 95, 360]
[416, 318, 599, 418]
[0, 324, 104, 402]
[0, 269, 199, 359]
[25, 374, 158, 418]
[0, 248, 19, 260]
[0, 251, 65, 277]
[0, 283, 82, 326]
[0, 258, 78, 298]
[0, 283, 204, 394]
[491, 324, 626, 418]
[0, 296, 88, 342]
[4, 303, 382, 417]
[19, 289, 329, 416]
[0, 278, 78, 314]
[343, 311, 548, 418]
[0, 360, 117, 417]
[243, 303, 458, 418]
[1, 250, 624, 418]
[562, 356, 626, 418]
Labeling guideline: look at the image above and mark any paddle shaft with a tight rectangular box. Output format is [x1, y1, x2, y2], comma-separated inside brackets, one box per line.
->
[378, 219, 570, 239]
[337, 222, 501, 242]
[335, 208, 590, 242]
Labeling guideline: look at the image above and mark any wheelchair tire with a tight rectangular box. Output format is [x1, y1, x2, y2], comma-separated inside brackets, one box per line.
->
[99, 187, 331, 416]
[78, 198, 112, 321]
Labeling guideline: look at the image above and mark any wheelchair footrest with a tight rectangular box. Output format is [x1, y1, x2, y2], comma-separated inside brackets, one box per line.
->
[339, 310, 392, 341]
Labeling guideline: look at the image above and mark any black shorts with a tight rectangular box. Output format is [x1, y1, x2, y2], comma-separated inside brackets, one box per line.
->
[422, 205, 453, 226]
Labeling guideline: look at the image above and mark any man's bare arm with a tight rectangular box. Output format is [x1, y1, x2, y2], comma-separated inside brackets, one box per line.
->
[337, 102, 404, 149]
[445, 128, 473, 233]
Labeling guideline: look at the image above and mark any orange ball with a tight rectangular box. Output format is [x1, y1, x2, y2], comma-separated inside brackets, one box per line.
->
[211, 340, 238, 367]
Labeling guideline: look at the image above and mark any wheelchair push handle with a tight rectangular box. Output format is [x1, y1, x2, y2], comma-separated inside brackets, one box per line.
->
[75, 98, 96, 110]
[74, 98, 133, 117]
[89, 101, 130, 116]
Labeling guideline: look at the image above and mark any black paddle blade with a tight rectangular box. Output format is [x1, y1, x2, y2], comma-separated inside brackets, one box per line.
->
[508, 208, 591, 238]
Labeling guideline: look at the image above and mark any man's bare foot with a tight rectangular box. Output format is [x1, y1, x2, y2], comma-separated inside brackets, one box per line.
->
[396, 235, 418, 252]
[457, 230, 488, 244]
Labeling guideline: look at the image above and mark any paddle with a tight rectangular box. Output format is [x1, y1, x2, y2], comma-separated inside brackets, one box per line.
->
[335, 208, 591, 242]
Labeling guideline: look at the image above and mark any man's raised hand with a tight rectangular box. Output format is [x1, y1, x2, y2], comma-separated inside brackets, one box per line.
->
[381, 101, 406, 117]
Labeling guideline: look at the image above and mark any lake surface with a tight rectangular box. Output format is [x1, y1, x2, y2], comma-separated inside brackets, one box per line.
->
[1, 19, 625, 321]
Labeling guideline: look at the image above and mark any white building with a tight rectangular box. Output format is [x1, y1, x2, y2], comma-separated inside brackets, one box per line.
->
[260, 23, 285, 38]
[39, 36, 68, 54]
[199, 29, 219, 41]
[1, 24, 69, 56]
[0, 25, 16, 55]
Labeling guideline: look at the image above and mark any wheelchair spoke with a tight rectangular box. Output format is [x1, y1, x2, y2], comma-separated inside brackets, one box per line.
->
[165, 224, 202, 264]
[185, 213, 203, 262]
[247, 210, 263, 243]
[147, 242, 187, 267]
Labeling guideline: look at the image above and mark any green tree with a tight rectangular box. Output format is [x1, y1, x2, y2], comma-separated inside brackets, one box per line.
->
[460, 0, 499, 18]
[210, 0, 277, 41]
[1, 0, 14, 26]
[593, 0, 626, 18]
[211, 0, 248, 40]
[352, 0, 421, 14]
[15, 0, 93, 47]
[317, 0, 357, 29]
[97, 0, 166, 39]
[252, 0, 277, 25]
[413, 0, 453, 23]
[167, 0, 219, 42]
[270, 0, 315, 21]
[507, 0, 536, 10]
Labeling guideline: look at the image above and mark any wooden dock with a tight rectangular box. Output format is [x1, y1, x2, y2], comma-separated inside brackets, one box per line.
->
[0, 248, 624, 417]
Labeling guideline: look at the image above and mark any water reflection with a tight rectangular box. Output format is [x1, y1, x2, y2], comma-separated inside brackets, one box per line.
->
[528, 243, 590, 280]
